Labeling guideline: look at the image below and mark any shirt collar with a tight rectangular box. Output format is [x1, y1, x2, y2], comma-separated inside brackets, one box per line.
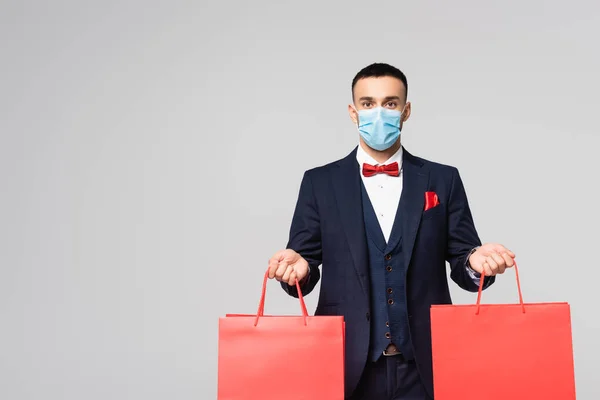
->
[356, 143, 403, 167]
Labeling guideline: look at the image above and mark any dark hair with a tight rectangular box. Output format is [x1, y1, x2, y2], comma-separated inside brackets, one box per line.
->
[351, 63, 408, 100]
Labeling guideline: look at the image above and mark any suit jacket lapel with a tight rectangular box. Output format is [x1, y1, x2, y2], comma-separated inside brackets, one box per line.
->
[397, 148, 429, 272]
[331, 147, 369, 298]
[360, 180, 387, 252]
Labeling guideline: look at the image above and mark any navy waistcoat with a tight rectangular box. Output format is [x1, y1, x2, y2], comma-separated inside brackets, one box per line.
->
[360, 181, 414, 362]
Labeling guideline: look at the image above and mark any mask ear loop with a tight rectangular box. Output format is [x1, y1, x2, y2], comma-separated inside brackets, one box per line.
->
[351, 105, 361, 127]
[398, 103, 408, 131]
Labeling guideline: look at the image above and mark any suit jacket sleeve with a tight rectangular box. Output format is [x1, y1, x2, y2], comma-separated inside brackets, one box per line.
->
[280, 170, 322, 298]
[446, 167, 494, 292]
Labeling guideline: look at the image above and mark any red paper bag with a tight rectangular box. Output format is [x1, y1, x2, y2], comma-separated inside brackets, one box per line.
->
[430, 262, 576, 399]
[217, 269, 345, 400]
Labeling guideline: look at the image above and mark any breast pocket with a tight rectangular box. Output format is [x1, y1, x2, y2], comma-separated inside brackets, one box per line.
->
[421, 204, 445, 221]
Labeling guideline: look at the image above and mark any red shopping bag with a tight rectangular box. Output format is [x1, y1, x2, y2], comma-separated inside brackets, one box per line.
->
[430, 262, 576, 399]
[217, 269, 345, 400]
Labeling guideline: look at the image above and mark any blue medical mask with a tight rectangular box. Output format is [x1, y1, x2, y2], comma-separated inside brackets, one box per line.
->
[355, 106, 404, 151]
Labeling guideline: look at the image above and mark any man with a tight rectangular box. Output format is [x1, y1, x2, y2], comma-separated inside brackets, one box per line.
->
[267, 63, 515, 400]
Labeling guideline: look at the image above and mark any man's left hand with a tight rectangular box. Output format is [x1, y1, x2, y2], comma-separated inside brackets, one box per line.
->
[469, 243, 515, 276]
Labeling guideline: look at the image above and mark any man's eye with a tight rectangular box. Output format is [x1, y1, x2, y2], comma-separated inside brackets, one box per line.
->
[362, 102, 373, 108]
[386, 102, 397, 108]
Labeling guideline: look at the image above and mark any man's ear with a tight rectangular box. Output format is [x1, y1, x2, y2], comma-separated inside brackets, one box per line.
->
[402, 102, 412, 122]
[348, 104, 359, 124]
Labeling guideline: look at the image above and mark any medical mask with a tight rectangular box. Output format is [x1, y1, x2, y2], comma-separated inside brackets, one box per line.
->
[355, 106, 404, 151]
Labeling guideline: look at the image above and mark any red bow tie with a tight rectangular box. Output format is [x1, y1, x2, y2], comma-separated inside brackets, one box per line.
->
[362, 162, 400, 177]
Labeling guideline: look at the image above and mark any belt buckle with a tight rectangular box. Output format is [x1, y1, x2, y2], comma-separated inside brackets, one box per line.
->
[383, 344, 401, 357]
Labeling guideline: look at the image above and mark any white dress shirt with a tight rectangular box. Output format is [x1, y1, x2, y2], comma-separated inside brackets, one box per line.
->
[355, 144, 481, 280]
[356, 144, 403, 243]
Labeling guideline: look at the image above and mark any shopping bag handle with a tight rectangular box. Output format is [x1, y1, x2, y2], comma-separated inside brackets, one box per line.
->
[254, 268, 309, 327]
[475, 259, 525, 315]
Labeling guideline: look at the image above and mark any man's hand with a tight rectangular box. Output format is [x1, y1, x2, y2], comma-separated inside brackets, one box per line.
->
[268, 249, 309, 286]
[468, 243, 515, 276]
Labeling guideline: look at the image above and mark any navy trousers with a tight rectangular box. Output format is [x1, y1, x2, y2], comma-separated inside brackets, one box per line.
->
[348, 355, 431, 400]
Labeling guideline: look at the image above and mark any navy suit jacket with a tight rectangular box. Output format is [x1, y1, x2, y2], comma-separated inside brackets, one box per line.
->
[281, 146, 494, 399]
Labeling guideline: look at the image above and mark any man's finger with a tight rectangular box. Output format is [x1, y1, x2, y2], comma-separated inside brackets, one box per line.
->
[268, 250, 287, 278]
[275, 261, 288, 280]
[296, 266, 308, 282]
[282, 265, 294, 283]
[493, 244, 514, 258]
[268, 257, 279, 278]
[288, 271, 297, 286]
[490, 253, 506, 274]
[500, 252, 514, 268]
[483, 261, 494, 276]
[486, 256, 499, 274]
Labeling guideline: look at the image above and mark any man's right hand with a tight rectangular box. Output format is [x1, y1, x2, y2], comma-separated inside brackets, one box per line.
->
[268, 249, 309, 286]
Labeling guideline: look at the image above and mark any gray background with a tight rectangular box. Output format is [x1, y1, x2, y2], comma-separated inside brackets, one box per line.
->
[1, 0, 598, 398]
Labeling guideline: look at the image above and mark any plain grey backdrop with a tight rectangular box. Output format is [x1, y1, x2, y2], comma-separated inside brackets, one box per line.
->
[1, 0, 598, 398]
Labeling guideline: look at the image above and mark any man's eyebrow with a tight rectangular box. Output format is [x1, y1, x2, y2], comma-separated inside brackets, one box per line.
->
[357, 96, 402, 101]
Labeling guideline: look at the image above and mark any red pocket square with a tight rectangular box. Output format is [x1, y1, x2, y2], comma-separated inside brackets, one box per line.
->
[424, 191, 440, 211]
